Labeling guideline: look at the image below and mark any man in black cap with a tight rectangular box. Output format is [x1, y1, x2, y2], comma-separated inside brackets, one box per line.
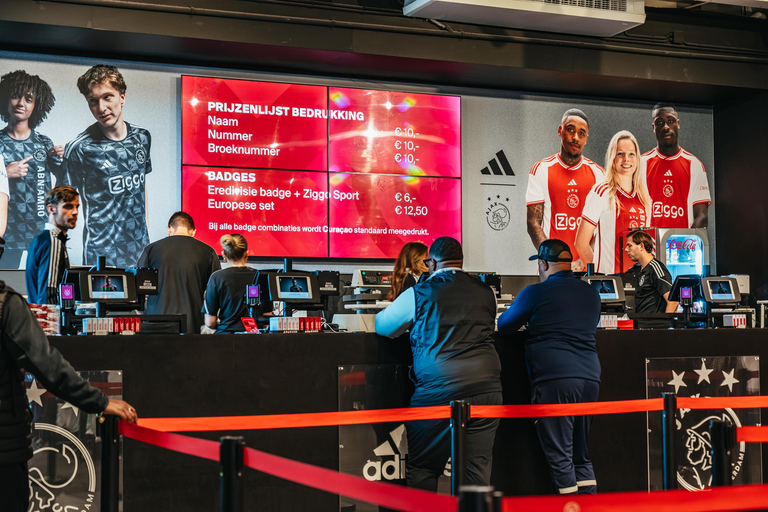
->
[497, 239, 601, 495]
[375, 236, 501, 491]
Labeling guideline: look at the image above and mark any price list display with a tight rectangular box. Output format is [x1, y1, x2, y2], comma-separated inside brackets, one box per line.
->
[182, 166, 329, 257]
[328, 87, 461, 177]
[181, 76, 461, 259]
[181, 76, 328, 171]
[329, 173, 461, 258]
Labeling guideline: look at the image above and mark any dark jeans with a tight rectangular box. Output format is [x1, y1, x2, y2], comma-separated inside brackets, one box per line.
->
[405, 391, 502, 492]
[532, 378, 600, 494]
[0, 461, 29, 512]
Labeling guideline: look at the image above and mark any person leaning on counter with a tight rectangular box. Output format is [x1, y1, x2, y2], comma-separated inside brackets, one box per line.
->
[375, 236, 502, 492]
[625, 229, 678, 329]
[497, 239, 601, 495]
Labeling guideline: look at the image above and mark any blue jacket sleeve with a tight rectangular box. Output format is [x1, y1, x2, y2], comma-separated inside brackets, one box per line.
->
[25, 235, 50, 305]
[497, 285, 536, 335]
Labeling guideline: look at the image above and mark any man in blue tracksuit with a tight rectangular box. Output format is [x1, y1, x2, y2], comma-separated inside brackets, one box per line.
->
[498, 239, 601, 494]
[25, 185, 79, 304]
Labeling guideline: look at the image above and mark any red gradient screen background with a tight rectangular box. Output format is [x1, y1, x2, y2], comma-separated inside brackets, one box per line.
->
[329, 174, 461, 258]
[181, 76, 327, 171]
[180, 76, 461, 259]
[328, 87, 461, 178]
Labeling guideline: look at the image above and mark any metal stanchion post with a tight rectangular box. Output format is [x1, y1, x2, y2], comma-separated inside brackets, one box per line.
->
[458, 485, 494, 512]
[220, 436, 245, 512]
[451, 400, 469, 496]
[661, 392, 677, 490]
[491, 490, 504, 512]
[98, 415, 120, 512]
[709, 419, 734, 487]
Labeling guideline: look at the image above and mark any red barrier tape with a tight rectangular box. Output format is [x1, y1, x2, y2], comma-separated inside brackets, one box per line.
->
[120, 423, 455, 512]
[501, 484, 768, 512]
[138, 396, 768, 432]
[138, 405, 450, 432]
[738, 426, 768, 443]
[120, 422, 219, 461]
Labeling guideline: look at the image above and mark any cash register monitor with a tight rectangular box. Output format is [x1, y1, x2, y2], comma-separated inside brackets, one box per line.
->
[269, 273, 320, 303]
[89, 274, 128, 300]
[669, 275, 703, 302]
[701, 277, 739, 304]
[583, 275, 625, 303]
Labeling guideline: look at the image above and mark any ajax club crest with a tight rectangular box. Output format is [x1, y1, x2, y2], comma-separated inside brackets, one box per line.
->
[486, 196, 511, 231]
[567, 194, 579, 209]
[663, 184, 674, 198]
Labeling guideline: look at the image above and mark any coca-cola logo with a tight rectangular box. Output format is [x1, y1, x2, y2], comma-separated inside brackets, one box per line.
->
[668, 238, 698, 250]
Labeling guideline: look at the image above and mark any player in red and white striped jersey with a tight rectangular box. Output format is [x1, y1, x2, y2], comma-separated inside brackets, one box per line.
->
[575, 131, 651, 275]
[526, 109, 604, 270]
[643, 103, 711, 228]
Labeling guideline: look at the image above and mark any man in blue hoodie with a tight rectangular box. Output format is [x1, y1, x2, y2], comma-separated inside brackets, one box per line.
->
[498, 239, 601, 495]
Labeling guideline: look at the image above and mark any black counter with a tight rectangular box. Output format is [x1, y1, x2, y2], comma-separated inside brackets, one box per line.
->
[50, 329, 768, 511]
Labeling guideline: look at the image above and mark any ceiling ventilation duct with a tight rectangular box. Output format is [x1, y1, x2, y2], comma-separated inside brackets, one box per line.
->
[403, 0, 646, 37]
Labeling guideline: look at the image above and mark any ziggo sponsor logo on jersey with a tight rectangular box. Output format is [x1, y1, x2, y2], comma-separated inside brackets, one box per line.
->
[652, 201, 685, 219]
[108, 173, 146, 194]
[554, 213, 581, 231]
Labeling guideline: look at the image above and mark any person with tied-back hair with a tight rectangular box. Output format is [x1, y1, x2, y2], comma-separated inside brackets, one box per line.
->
[386, 241, 429, 301]
[376, 236, 501, 491]
[137, 212, 220, 333]
[202, 234, 257, 334]
[575, 130, 652, 275]
[0, 70, 64, 250]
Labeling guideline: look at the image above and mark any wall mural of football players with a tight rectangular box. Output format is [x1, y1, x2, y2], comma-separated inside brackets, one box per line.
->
[525, 108, 604, 272]
[62, 65, 151, 268]
[0, 70, 63, 251]
[643, 103, 711, 228]
[575, 130, 652, 275]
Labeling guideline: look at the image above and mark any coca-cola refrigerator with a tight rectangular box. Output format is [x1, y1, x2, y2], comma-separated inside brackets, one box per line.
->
[619, 228, 709, 280]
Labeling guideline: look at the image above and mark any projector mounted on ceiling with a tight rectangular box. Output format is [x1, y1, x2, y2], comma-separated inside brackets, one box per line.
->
[403, 0, 646, 37]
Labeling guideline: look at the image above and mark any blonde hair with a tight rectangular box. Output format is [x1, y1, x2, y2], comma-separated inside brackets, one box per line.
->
[387, 242, 429, 301]
[604, 130, 651, 216]
[220, 233, 248, 261]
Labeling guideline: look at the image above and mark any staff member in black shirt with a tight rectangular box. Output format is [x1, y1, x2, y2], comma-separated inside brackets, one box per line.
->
[203, 234, 257, 333]
[625, 230, 678, 328]
[137, 212, 220, 333]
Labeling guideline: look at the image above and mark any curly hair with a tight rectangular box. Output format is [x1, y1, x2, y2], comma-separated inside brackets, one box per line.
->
[0, 70, 56, 129]
[77, 65, 127, 97]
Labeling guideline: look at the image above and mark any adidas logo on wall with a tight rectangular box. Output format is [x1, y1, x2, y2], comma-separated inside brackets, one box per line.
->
[568, 179, 578, 186]
[480, 150, 515, 176]
[665, 170, 673, 176]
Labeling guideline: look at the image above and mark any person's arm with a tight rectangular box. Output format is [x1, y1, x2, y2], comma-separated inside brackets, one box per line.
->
[0, 157, 8, 237]
[202, 274, 220, 329]
[137, 245, 150, 268]
[574, 220, 596, 266]
[526, 204, 547, 250]
[2, 292, 136, 421]
[375, 287, 415, 338]
[663, 291, 679, 313]
[691, 203, 708, 228]
[497, 286, 535, 335]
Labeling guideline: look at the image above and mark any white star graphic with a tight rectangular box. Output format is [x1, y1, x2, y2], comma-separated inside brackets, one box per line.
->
[720, 368, 740, 392]
[694, 360, 714, 384]
[26, 380, 46, 407]
[668, 370, 688, 394]
[60, 402, 80, 417]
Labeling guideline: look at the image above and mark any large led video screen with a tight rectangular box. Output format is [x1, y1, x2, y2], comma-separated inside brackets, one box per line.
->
[181, 75, 462, 259]
[329, 173, 461, 258]
[328, 87, 461, 177]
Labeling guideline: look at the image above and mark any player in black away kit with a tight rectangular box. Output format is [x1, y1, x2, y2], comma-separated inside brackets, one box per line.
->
[0, 70, 64, 251]
[63, 65, 151, 268]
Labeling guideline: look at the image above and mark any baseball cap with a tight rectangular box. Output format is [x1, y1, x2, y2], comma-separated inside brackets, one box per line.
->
[528, 239, 573, 262]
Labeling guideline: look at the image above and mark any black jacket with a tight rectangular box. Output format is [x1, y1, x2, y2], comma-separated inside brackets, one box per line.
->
[0, 282, 107, 464]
